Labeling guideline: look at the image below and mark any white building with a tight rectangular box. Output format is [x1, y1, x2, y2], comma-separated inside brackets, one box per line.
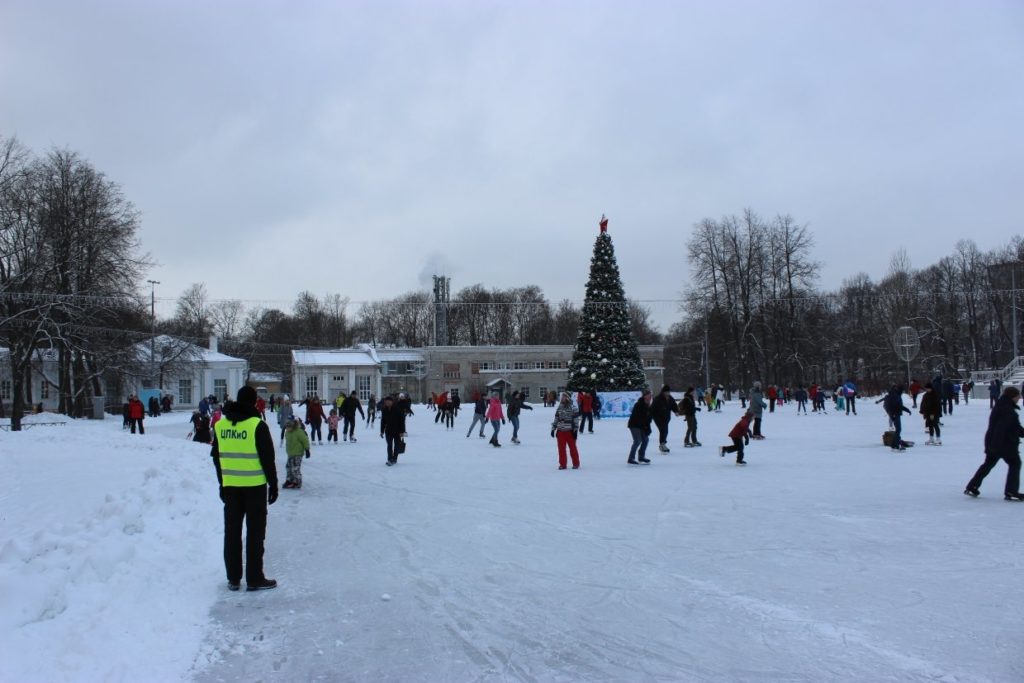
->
[291, 344, 665, 404]
[130, 335, 248, 410]
[0, 347, 60, 413]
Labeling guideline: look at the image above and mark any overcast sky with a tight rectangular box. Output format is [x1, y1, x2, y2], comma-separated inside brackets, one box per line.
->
[2, 0, 1021, 331]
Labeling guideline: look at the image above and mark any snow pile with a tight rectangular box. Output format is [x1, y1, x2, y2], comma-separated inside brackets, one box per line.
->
[2, 397, 1022, 682]
[1, 420, 221, 682]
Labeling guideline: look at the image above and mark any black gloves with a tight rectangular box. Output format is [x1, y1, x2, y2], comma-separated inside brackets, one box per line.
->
[305, 449, 311, 459]
[550, 428, 555, 438]
[502, 419, 506, 425]
[219, 486, 225, 503]
[268, 486, 279, 505]
[744, 437, 750, 446]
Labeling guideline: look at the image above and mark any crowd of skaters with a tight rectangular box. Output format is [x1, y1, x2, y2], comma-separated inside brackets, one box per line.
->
[200, 371, 1021, 593]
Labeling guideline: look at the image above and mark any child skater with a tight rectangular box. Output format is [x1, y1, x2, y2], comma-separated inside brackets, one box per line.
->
[720, 409, 753, 465]
[283, 418, 311, 489]
[326, 408, 340, 444]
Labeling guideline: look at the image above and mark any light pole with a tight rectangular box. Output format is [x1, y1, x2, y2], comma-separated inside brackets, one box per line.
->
[146, 280, 160, 387]
[704, 309, 711, 391]
[987, 262, 1021, 363]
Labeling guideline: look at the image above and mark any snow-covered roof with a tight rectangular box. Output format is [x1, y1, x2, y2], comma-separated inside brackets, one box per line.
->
[0, 347, 59, 362]
[292, 349, 379, 367]
[371, 348, 425, 363]
[134, 335, 245, 364]
[248, 372, 282, 383]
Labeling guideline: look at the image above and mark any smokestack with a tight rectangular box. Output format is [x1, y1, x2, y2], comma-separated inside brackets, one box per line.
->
[432, 275, 450, 346]
[209, 335, 218, 353]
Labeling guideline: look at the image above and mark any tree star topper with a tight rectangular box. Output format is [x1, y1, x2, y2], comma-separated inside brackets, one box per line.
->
[599, 214, 608, 233]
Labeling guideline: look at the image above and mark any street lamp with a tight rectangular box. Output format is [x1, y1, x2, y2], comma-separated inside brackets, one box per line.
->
[986, 262, 1021, 362]
[146, 280, 160, 386]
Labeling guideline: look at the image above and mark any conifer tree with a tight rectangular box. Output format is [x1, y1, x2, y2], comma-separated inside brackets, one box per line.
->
[566, 216, 647, 392]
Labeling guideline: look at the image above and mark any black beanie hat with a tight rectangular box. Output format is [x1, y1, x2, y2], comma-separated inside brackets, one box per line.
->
[236, 386, 258, 406]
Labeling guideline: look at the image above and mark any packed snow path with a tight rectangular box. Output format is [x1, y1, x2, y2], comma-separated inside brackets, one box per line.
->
[3, 398, 1021, 681]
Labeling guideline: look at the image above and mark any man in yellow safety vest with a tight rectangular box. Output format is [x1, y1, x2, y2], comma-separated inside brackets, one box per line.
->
[211, 385, 279, 591]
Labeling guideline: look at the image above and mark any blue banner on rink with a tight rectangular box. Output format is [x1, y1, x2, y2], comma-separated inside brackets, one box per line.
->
[595, 391, 643, 418]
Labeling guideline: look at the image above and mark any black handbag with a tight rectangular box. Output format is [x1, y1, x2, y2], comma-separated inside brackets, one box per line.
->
[395, 437, 406, 454]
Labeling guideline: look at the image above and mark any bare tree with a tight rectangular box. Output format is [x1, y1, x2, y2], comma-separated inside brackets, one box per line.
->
[172, 283, 211, 341]
[209, 300, 246, 340]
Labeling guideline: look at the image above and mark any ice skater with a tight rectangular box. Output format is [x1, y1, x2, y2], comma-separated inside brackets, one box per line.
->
[720, 410, 753, 465]
[964, 386, 1024, 500]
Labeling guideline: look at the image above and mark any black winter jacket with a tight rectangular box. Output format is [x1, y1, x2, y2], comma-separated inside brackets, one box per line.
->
[651, 393, 677, 422]
[379, 403, 407, 437]
[507, 396, 533, 418]
[984, 395, 1023, 456]
[919, 391, 941, 417]
[679, 395, 699, 418]
[628, 398, 653, 433]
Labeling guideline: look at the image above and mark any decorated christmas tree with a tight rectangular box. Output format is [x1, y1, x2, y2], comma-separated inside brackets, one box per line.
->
[566, 216, 648, 392]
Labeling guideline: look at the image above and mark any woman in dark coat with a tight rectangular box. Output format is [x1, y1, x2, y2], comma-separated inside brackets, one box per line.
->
[919, 382, 943, 445]
[650, 385, 678, 453]
[965, 386, 1024, 500]
[379, 395, 408, 466]
[627, 389, 654, 465]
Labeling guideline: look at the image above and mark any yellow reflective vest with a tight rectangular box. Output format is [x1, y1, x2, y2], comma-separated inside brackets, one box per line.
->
[216, 416, 267, 487]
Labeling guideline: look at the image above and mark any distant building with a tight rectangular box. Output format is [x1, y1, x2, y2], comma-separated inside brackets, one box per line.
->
[0, 347, 60, 413]
[124, 335, 248, 410]
[291, 343, 664, 403]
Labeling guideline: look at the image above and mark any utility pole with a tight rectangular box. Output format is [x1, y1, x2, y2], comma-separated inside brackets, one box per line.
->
[704, 311, 711, 391]
[147, 280, 160, 388]
[1013, 267, 1019, 361]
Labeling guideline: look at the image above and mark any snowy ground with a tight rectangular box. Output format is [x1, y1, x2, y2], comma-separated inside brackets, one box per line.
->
[2, 396, 1021, 682]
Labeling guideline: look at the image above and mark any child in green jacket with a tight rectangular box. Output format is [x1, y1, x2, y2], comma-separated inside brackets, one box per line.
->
[283, 418, 311, 489]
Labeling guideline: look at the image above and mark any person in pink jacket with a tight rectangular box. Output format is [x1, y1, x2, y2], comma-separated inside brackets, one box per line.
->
[485, 392, 506, 448]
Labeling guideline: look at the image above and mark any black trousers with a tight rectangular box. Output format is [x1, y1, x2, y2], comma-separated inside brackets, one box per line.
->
[654, 417, 669, 445]
[579, 411, 593, 433]
[890, 414, 904, 449]
[967, 451, 1021, 495]
[223, 485, 268, 585]
[723, 436, 745, 462]
[925, 416, 941, 439]
[129, 417, 144, 434]
[343, 416, 356, 438]
[684, 416, 698, 444]
[385, 433, 402, 463]
[752, 416, 763, 437]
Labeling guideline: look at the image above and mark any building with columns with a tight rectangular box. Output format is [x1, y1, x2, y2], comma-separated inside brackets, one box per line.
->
[290, 344, 664, 405]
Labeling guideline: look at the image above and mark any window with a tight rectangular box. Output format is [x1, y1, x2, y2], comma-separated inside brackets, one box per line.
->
[40, 380, 49, 400]
[547, 361, 563, 369]
[443, 363, 460, 379]
[644, 359, 661, 368]
[479, 361, 493, 371]
[214, 379, 227, 402]
[0, 379, 10, 400]
[178, 378, 193, 406]
[305, 376, 318, 397]
[497, 361, 511, 370]
[533, 361, 545, 369]
[470, 363, 480, 375]
[513, 361, 527, 370]
[539, 386, 547, 400]
[357, 375, 371, 401]
[332, 375, 344, 382]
